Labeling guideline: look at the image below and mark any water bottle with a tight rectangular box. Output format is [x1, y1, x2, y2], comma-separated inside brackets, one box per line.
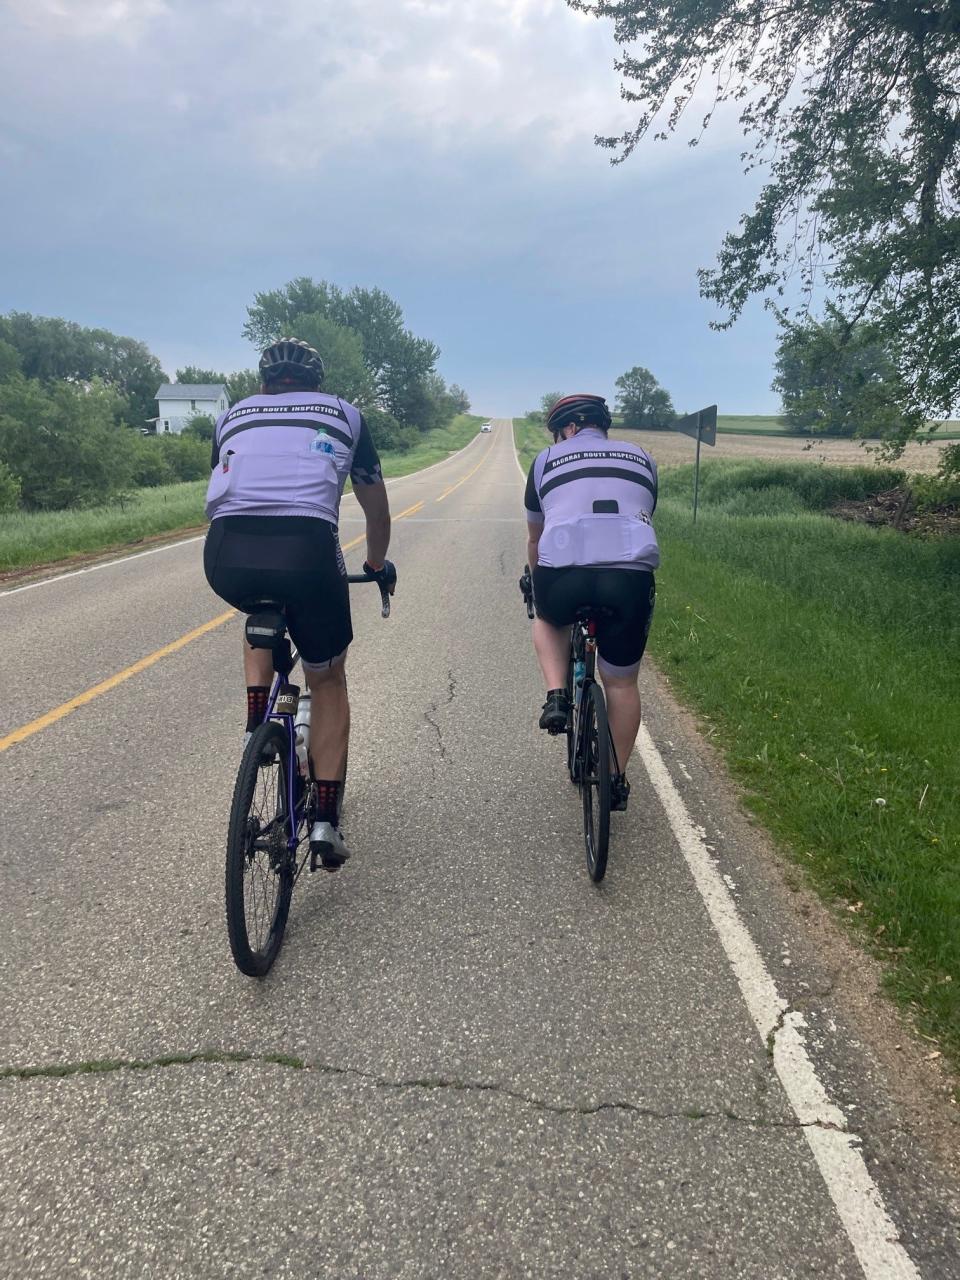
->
[573, 658, 586, 702]
[294, 694, 311, 777]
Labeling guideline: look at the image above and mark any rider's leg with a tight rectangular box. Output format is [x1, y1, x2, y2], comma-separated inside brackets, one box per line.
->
[303, 655, 349, 781]
[599, 667, 642, 775]
[243, 635, 273, 686]
[304, 654, 351, 867]
[243, 637, 273, 732]
[532, 617, 569, 689]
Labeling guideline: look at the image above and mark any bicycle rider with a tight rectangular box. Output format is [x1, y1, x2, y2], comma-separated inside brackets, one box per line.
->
[524, 394, 659, 811]
[203, 338, 396, 869]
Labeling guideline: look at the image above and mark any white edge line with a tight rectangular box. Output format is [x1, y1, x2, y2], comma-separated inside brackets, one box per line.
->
[635, 722, 920, 1280]
[509, 417, 527, 480]
[0, 426, 489, 599]
[0, 535, 207, 598]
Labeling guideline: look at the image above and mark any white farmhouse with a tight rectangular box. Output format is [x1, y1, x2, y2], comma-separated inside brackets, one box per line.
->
[153, 383, 228, 434]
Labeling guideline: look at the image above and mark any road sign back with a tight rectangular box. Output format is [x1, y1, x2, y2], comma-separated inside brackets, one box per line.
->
[672, 404, 717, 446]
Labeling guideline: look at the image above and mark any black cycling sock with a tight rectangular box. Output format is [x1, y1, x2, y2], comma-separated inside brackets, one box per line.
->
[245, 686, 269, 732]
[315, 779, 342, 825]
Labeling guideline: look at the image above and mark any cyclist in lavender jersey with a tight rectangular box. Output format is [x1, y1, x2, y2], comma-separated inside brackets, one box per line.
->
[524, 394, 659, 811]
[204, 338, 395, 868]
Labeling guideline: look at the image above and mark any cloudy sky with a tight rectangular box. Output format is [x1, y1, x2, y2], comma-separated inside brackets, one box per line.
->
[1, 0, 781, 416]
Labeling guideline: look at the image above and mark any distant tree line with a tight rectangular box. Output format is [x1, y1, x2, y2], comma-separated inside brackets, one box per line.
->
[0, 287, 470, 513]
[526, 370, 677, 431]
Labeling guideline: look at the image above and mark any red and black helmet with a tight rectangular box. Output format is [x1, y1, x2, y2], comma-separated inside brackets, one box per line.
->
[545, 394, 612, 440]
[259, 337, 325, 388]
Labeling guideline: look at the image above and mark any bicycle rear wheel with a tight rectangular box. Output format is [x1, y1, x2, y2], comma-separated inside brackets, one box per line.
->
[225, 720, 296, 976]
[565, 658, 576, 780]
[580, 681, 611, 883]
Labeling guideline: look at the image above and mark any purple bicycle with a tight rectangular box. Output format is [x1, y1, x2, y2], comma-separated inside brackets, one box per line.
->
[225, 574, 391, 977]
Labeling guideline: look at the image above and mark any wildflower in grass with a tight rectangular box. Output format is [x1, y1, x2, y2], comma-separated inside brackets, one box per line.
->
[874, 797, 887, 807]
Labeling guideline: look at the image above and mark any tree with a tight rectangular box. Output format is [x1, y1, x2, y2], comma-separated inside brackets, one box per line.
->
[0, 340, 21, 382]
[0, 375, 137, 509]
[449, 384, 471, 413]
[570, 0, 960, 434]
[175, 366, 224, 384]
[243, 278, 442, 426]
[772, 313, 922, 441]
[175, 366, 260, 406]
[293, 314, 376, 407]
[0, 313, 166, 423]
[225, 370, 260, 404]
[0, 459, 21, 513]
[541, 392, 565, 418]
[614, 367, 676, 428]
[181, 412, 217, 443]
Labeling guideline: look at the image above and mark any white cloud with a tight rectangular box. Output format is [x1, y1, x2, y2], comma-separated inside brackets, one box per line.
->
[8, 0, 169, 44]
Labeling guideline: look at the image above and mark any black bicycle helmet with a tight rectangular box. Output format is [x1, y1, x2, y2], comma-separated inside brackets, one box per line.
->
[545, 393, 612, 440]
[259, 337, 325, 387]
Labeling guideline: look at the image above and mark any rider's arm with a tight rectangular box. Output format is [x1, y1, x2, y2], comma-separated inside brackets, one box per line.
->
[524, 458, 544, 568]
[350, 414, 390, 567]
[526, 520, 543, 569]
[354, 479, 391, 568]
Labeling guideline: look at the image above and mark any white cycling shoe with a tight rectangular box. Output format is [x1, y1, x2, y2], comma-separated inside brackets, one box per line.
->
[309, 820, 351, 871]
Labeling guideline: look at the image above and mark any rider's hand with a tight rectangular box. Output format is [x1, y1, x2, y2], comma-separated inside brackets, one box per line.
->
[363, 559, 397, 595]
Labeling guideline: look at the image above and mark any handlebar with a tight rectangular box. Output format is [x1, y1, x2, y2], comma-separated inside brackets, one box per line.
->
[346, 574, 392, 618]
[518, 565, 534, 620]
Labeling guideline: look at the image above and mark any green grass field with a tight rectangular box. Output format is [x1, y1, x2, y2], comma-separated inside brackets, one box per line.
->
[515, 416, 960, 1069]
[652, 467, 959, 1068]
[0, 414, 483, 574]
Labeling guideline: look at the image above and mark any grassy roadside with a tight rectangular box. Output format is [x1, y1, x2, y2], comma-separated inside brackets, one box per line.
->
[515, 415, 959, 1067]
[655, 471, 959, 1068]
[514, 415, 546, 474]
[0, 414, 483, 574]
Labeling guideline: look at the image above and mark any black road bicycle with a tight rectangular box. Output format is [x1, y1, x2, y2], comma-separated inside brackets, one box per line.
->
[520, 565, 620, 883]
[225, 575, 391, 977]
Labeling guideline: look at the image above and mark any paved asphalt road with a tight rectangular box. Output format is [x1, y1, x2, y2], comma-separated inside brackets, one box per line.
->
[1, 423, 958, 1278]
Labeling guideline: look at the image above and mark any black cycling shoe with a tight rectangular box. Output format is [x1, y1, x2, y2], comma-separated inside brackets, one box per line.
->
[611, 773, 631, 812]
[538, 689, 570, 735]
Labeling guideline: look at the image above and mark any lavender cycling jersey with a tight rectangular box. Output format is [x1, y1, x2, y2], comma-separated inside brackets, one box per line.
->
[525, 428, 660, 570]
[205, 391, 382, 524]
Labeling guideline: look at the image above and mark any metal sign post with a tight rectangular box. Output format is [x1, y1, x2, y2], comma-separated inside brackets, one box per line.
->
[670, 405, 717, 523]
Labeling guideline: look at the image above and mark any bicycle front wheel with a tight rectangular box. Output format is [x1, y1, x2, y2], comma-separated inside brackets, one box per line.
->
[225, 720, 296, 976]
[580, 681, 611, 883]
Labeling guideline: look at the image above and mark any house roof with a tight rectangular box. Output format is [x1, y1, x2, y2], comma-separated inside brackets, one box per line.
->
[155, 383, 226, 401]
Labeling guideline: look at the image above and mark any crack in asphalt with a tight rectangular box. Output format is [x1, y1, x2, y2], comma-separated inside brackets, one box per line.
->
[422, 669, 457, 765]
[0, 1051, 846, 1132]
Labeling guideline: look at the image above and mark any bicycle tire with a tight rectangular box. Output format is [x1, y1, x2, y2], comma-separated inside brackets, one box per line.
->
[565, 658, 577, 780]
[225, 720, 296, 976]
[580, 681, 611, 883]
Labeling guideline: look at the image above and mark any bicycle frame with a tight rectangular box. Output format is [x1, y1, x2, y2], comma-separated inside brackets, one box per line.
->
[569, 616, 620, 783]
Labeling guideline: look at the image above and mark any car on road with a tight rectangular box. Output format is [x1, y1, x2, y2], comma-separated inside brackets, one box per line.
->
[480, 422, 492, 432]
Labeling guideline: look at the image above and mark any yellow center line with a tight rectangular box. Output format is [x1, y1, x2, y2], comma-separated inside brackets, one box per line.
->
[435, 447, 493, 503]
[0, 610, 237, 754]
[341, 499, 424, 551]
[2, 499, 429, 755]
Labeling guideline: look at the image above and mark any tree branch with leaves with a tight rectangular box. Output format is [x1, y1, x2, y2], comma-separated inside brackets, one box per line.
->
[570, 0, 960, 434]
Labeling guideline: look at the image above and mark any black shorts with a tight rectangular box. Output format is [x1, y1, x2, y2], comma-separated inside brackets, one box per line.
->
[204, 516, 352, 667]
[533, 566, 656, 673]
